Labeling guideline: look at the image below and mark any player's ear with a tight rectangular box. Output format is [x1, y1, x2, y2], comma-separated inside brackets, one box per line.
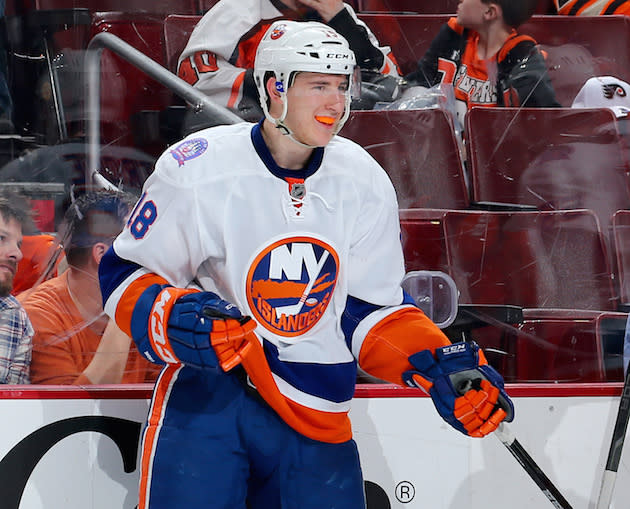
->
[266, 76, 282, 105]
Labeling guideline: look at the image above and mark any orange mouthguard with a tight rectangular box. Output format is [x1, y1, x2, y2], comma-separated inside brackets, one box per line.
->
[315, 115, 335, 125]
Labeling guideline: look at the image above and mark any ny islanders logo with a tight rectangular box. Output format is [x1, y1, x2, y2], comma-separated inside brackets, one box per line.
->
[246, 237, 339, 337]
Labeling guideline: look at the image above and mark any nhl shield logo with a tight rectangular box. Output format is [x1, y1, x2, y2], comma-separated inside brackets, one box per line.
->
[246, 237, 339, 337]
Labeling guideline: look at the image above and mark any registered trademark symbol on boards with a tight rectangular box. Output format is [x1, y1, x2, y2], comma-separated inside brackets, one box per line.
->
[395, 481, 415, 503]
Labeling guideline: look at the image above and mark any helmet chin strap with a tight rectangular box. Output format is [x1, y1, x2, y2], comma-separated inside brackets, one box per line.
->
[274, 120, 320, 149]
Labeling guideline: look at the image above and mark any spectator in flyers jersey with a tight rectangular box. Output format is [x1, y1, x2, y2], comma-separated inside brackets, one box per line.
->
[554, 0, 630, 15]
[177, 0, 402, 122]
[404, 0, 560, 123]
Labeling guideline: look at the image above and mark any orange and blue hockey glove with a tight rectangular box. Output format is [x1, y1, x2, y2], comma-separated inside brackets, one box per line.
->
[403, 341, 514, 437]
[130, 284, 256, 371]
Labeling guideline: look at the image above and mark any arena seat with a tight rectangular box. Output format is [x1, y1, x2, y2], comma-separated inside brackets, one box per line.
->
[515, 310, 610, 383]
[442, 209, 616, 310]
[163, 14, 200, 73]
[465, 107, 630, 237]
[196, 0, 219, 12]
[357, 0, 554, 14]
[20, 0, 198, 14]
[357, 14, 630, 106]
[357, 0, 460, 14]
[340, 108, 469, 209]
[612, 209, 630, 309]
[399, 208, 450, 273]
[89, 12, 174, 155]
[440, 209, 619, 381]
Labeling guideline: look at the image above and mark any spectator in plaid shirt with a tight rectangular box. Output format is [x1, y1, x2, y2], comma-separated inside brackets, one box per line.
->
[0, 193, 33, 384]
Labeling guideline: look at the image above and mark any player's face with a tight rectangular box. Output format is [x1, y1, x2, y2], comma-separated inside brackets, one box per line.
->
[284, 72, 349, 147]
[457, 0, 490, 28]
[0, 215, 23, 297]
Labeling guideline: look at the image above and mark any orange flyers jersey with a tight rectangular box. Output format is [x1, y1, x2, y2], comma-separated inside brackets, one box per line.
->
[555, 0, 630, 14]
[437, 19, 525, 110]
[101, 121, 428, 442]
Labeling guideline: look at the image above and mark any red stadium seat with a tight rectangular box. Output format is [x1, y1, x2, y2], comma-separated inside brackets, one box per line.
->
[512, 309, 627, 383]
[442, 209, 616, 310]
[357, 14, 447, 75]
[89, 12, 174, 155]
[340, 108, 469, 209]
[358, 0, 460, 14]
[515, 310, 609, 382]
[357, 0, 554, 14]
[520, 15, 630, 107]
[440, 210, 618, 381]
[163, 14, 200, 73]
[465, 107, 630, 236]
[197, 0, 220, 13]
[399, 208, 450, 273]
[25, 0, 198, 14]
[357, 14, 630, 106]
[612, 210, 630, 308]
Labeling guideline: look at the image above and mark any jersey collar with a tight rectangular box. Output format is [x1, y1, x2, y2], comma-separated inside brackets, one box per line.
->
[251, 119, 325, 181]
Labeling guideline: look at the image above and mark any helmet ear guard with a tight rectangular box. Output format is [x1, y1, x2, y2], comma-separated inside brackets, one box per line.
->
[253, 20, 358, 140]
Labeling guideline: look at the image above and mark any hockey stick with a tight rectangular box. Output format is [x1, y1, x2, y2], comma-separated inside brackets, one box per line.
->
[495, 423, 573, 509]
[595, 314, 630, 509]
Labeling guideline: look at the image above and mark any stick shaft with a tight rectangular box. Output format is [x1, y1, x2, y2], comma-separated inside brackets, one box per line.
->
[500, 436, 573, 509]
[595, 355, 630, 509]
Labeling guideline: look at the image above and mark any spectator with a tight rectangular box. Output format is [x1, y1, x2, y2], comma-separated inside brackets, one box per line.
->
[177, 0, 402, 122]
[19, 190, 159, 385]
[0, 193, 34, 384]
[404, 0, 560, 124]
[554, 0, 630, 15]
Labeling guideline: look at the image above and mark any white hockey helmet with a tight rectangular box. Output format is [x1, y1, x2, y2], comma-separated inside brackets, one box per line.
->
[254, 20, 357, 140]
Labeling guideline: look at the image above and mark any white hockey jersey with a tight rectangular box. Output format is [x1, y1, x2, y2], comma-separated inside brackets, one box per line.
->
[100, 121, 450, 443]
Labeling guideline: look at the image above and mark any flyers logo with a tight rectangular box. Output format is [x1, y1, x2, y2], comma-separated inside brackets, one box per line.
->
[602, 83, 627, 99]
[246, 237, 339, 337]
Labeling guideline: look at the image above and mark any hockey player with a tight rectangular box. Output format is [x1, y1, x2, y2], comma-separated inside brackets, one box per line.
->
[404, 0, 560, 121]
[177, 0, 401, 121]
[99, 20, 514, 509]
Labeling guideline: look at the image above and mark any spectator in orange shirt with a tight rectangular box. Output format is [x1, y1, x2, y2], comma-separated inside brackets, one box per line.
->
[19, 190, 160, 385]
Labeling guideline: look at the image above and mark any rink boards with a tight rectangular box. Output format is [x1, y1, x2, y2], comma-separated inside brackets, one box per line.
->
[0, 383, 626, 509]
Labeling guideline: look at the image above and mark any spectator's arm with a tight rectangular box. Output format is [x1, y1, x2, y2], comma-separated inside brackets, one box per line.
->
[328, 5, 400, 76]
[81, 319, 132, 384]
